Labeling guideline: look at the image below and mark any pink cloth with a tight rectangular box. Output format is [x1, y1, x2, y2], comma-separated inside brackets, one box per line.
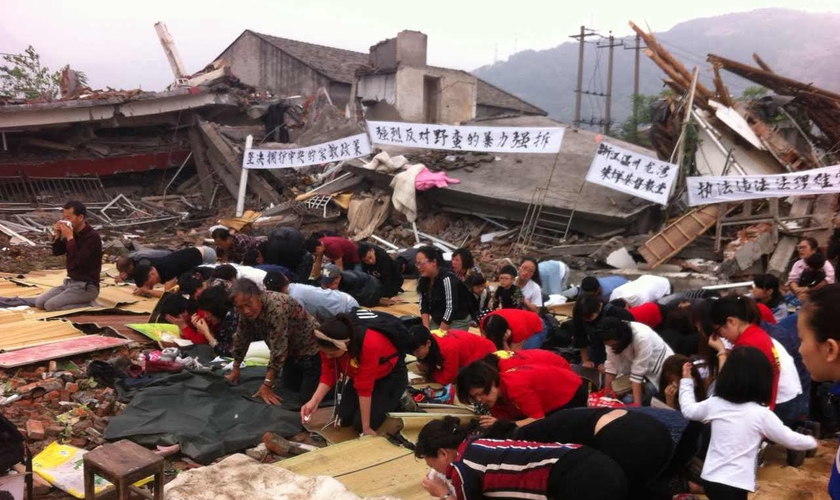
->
[787, 258, 836, 285]
[415, 167, 460, 191]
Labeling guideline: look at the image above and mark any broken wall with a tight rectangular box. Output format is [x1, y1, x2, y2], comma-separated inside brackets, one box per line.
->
[219, 32, 337, 105]
[395, 66, 476, 124]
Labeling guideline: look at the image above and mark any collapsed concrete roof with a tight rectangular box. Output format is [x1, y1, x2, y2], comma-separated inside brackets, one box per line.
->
[227, 30, 547, 116]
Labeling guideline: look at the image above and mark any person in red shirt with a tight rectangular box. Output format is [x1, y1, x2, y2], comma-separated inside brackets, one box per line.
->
[755, 302, 777, 325]
[480, 309, 545, 351]
[490, 349, 571, 371]
[708, 296, 780, 409]
[623, 301, 664, 329]
[300, 313, 406, 436]
[306, 234, 360, 275]
[456, 354, 584, 428]
[406, 326, 496, 385]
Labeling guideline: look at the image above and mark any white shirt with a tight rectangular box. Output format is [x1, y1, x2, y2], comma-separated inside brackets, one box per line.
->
[773, 338, 802, 405]
[604, 322, 674, 391]
[609, 275, 671, 307]
[679, 379, 816, 491]
[287, 283, 359, 323]
[519, 280, 543, 307]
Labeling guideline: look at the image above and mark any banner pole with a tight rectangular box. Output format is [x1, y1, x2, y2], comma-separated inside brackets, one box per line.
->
[236, 135, 253, 218]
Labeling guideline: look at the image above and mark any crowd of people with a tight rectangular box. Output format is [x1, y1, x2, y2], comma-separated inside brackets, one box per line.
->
[32, 200, 840, 500]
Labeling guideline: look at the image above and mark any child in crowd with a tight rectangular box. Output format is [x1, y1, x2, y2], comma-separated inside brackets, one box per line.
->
[679, 346, 816, 500]
[465, 272, 492, 318]
[657, 354, 707, 411]
[752, 274, 788, 321]
[798, 253, 829, 291]
[492, 265, 523, 310]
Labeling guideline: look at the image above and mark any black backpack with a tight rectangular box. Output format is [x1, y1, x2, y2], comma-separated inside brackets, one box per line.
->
[348, 308, 411, 356]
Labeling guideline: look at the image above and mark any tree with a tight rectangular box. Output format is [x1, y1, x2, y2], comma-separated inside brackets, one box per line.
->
[617, 93, 661, 147]
[739, 86, 768, 101]
[0, 46, 85, 101]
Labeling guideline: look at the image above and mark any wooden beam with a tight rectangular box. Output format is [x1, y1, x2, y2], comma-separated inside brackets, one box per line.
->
[188, 127, 216, 202]
[154, 22, 187, 79]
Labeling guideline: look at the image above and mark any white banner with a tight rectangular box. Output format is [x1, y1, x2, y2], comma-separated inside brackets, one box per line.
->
[687, 164, 840, 206]
[242, 133, 371, 169]
[584, 141, 679, 206]
[367, 121, 564, 153]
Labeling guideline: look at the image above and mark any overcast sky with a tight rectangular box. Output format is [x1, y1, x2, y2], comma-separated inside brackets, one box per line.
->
[1, 0, 836, 92]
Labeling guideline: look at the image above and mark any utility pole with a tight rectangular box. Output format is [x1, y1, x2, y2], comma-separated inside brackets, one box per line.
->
[624, 34, 646, 142]
[569, 26, 597, 128]
[598, 32, 623, 136]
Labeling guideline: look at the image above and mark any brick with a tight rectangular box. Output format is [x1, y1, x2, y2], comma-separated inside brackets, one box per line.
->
[69, 437, 87, 447]
[64, 382, 79, 394]
[60, 390, 71, 402]
[26, 420, 45, 440]
[45, 425, 63, 437]
[45, 390, 60, 401]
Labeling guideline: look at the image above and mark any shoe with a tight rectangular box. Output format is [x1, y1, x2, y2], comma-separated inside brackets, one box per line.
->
[797, 427, 817, 458]
[787, 448, 806, 467]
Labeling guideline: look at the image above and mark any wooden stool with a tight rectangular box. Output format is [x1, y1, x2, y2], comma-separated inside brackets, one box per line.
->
[83, 440, 164, 500]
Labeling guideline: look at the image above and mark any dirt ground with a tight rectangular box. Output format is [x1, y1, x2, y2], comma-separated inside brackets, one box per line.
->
[753, 439, 833, 499]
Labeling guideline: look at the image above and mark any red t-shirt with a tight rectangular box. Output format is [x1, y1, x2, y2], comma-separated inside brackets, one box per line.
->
[320, 236, 360, 264]
[179, 325, 209, 345]
[756, 303, 777, 325]
[481, 309, 543, 344]
[733, 324, 780, 409]
[493, 349, 571, 371]
[628, 302, 662, 329]
[431, 330, 497, 385]
[319, 329, 397, 397]
[492, 364, 582, 420]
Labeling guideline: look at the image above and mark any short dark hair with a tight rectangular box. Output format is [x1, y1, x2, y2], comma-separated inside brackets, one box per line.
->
[452, 248, 475, 271]
[304, 235, 323, 254]
[465, 272, 487, 288]
[715, 346, 773, 405]
[753, 274, 782, 308]
[63, 200, 86, 217]
[593, 317, 633, 354]
[196, 284, 233, 319]
[211, 228, 231, 240]
[498, 265, 517, 278]
[481, 314, 510, 349]
[573, 294, 603, 319]
[406, 325, 441, 376]
[802, 284, 840, 343]
[178, 271, 205, 297]
[116, 257, 134, 274]
[357, 242, 376, 261]
[263, 270, 289, 292]
[212, 264, 238, 281]
[414, 416, 469, 459]
[580, 276, 601, 294]
[709, 296, 760, 329]
[158, 293, 190, 318]
[800, 237, 819, 251]
[806, 252, 826, 269]
[456, 358, 500, 405]
[659, 354, 706, 409]
[230, 277, 261, 299]
[132, 264, 154, 287]
[520, 257, 541, 285]
[318, 313, 365, 358]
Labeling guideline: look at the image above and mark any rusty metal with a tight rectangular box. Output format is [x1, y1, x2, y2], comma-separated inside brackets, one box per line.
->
[0, 175, 110, 205]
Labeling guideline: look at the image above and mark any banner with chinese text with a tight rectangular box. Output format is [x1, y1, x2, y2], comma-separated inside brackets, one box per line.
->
[686, 164, 840, 206]
[366, 121, 564, 153]
[584, 141, 678, 206]
[242, 133, 372, 169]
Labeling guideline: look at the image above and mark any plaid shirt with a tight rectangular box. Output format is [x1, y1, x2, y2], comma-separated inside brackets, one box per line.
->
[225, 233, 261, 264]
[232, 292, 319, 372]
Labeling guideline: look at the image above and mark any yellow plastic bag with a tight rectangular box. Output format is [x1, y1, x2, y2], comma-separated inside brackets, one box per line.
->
[33, 442, 152, 499]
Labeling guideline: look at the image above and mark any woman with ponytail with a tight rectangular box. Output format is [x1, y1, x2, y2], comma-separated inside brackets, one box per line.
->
[406, 326, 496, 385]
[300, 313, 407, 436]
[707, 296, 781, 409]
[416, 416, 629, 500]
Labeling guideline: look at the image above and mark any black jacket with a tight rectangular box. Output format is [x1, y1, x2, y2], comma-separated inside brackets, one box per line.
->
[361, 246, 404, 298]
[418, 269, 473, 325]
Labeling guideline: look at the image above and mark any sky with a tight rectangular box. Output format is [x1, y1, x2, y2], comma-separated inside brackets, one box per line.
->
[1, 0, 837, 92]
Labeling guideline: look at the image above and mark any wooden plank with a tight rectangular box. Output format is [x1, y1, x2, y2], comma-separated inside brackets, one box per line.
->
[280, 436, 411, 477]
[638, 204, 725, 268]
[188, 127, 216, 202]
[0, 335, 129, 368]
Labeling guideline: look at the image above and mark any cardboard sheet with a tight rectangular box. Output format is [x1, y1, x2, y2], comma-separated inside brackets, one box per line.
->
[0, 319, 85, 352]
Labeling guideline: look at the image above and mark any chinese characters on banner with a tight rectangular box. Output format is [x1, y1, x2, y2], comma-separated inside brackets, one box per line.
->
[366, 121, 564, 153]
[584, 141, 679, 206]
[242, 133, 372, 169]
[686, 164, 840, 206]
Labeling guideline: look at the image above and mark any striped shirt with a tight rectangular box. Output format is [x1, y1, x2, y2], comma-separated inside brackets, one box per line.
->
[447, 439, 579, 500]
[418, 269, 472, 325]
